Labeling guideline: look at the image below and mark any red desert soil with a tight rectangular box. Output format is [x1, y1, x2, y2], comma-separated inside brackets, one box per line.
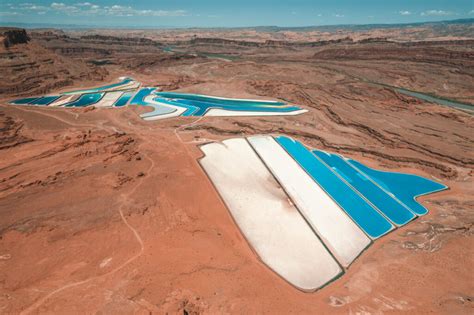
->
[0, 27, 473, 314]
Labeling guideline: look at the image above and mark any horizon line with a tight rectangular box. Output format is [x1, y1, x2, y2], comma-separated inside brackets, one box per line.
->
[0, 17, 472, 31]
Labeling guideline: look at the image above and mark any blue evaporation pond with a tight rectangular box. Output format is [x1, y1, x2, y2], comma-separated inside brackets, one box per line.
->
[347, 160, 447, 216]
[10, 97, 39, 105]
[313, 150, 416, 226]
[129, 88, 156, 106]
[30, 96, 61, 106]
[64, 93, 104, 107]
[114, 92, 134, 107]
[276, 136, 394, 239]
[156, 97, 300, 116]
[157, 92, 286, 106]
[63, 78, 134, 95]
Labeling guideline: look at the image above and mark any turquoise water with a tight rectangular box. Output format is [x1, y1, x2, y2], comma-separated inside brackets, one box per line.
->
[31, 96, 61, 105]
[394, 88, 474, 114]
[10, 88, 301, 118]
[10, 97, 39, 105]
[155, 92, 299, 116]
[10, 79, 135, 105]
[347, 160, 447, 215]
[162, 46, 174, 52]
[64, 93, 104, 107]
[313, 150, 416, 225]
[155, 97, 299, 116]
[129, 88, 156, 106]
[114, 92, 134, 107]
[11, 96, 60, 106]
[62, 78, 134, 95]
[157, 92, 285, 106]
[276, 136, 394, 239]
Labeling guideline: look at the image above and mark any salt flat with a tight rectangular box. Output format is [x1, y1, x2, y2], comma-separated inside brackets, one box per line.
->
[199, 138, 342, 291]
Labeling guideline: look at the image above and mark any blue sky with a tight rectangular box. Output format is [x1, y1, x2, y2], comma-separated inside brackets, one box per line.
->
[0, 0, 473, 28]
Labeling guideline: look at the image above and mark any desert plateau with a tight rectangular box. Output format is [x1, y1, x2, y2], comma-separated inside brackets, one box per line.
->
[0, 6, 473, 314]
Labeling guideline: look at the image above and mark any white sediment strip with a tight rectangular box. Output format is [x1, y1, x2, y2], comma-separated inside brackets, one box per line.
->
[248, 135, 371, 267]
[161, 93, 284, 103]
[204, 108, 308, 117]
[48, 95, 79, 107]
[199, 138, 342, 291]
[94, 92, 124, 107]
[107, 81, 140, 92]
[139, 95, 185, 120]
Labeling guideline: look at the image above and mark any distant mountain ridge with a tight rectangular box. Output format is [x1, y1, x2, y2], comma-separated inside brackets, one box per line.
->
[0, 18, 472, 31]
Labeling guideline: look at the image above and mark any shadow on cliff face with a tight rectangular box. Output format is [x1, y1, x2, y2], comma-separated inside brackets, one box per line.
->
[0, 28, 30, 48]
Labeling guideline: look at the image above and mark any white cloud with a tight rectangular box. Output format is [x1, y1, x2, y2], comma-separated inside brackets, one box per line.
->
[420, 10, 455, 16]
[9, 3, 49, 11]
[333, 14, 345, 18]
[51, 3, 70, 10]
[0, 11, 22, 16]
[51, 2, 64, 8]
[51, 2, 81, 14]
[399, 11, 411, 16]
[2, 2, 188, 18]
[23, 5, 49, 11]
[103, 5, 187, 17]
[469, 10, 474, 15]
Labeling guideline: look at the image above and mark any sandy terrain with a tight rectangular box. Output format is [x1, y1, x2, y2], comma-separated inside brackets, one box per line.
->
[66, 20, 474, 43]
[0, 26, 473, 314]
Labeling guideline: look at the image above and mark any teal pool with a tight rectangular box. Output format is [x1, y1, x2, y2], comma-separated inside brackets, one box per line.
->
[64, 93, 104, 107]
[31, 96, 61, 105]
[276, 136, 394, 239]
[347, 159, 447, 215]
[114, 92, 134, 107]
[10, 97, 39, 105]
[313, 150, 417, 225]
[155, 92, 298, 116]
[157, 92, 285, 106]
[199, 135, 448, 290]
[273, 136, 447, 238]
[129, 88, 156, 106]
[8, 78, 306, 119]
